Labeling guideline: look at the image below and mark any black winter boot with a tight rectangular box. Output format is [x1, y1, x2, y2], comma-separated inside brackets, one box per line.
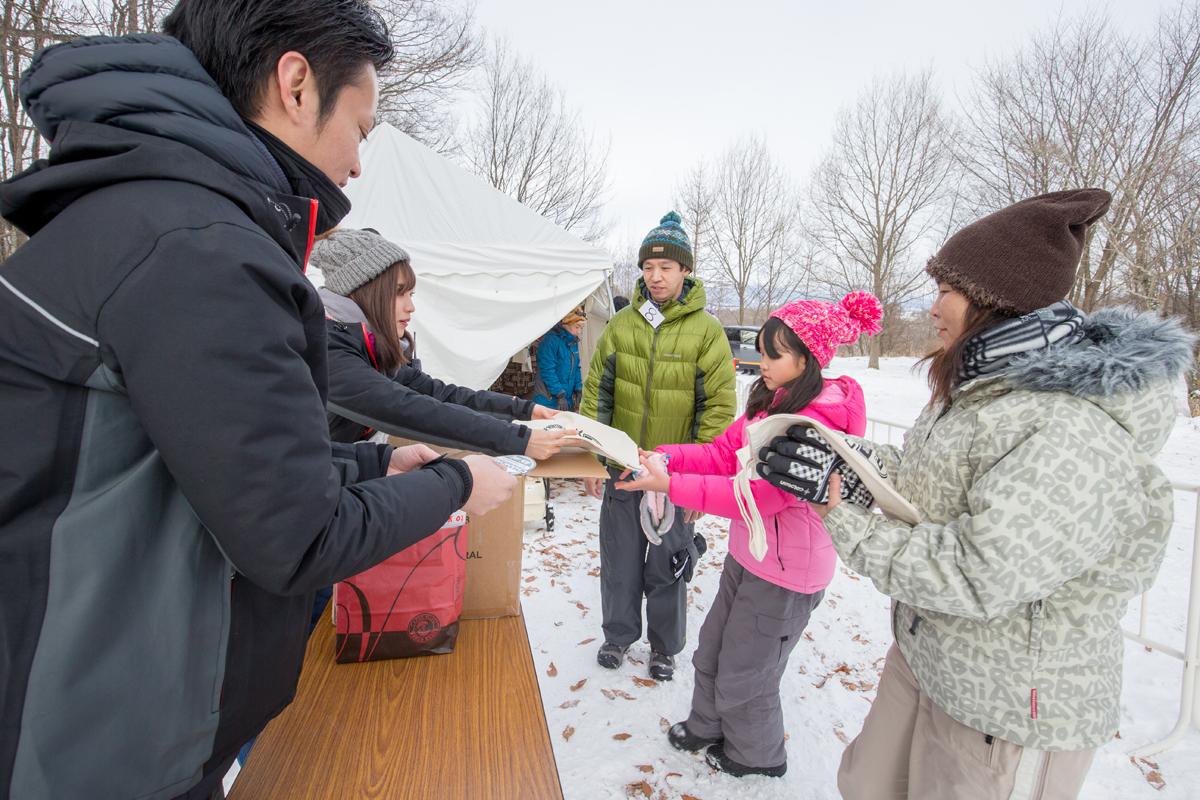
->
[705, 743, 786, 778]
[668, 722, 721, 752]
[649, 651, 675, 681]
[596, 641, 627, 669]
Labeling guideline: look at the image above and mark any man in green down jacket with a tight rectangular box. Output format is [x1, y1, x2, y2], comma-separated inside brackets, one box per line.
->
[581, 211, 735, 681]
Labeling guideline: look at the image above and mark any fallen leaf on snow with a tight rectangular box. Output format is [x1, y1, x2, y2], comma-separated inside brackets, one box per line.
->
[562, 726, 575, 741]
[613, 732, 632, 740]
[659, 717, 671, 732]
[570, 678, 587, 691]
[559, 700, 580, 709]
[632, 677, 657, 688]
[578, 637, 596, 646]
[625, 781, 652, 798]
[636, 765, 654, 773]
[547, 662, 558, 677]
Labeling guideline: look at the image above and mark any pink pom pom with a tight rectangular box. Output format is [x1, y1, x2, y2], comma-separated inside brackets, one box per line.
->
[840, 292, 883, 336]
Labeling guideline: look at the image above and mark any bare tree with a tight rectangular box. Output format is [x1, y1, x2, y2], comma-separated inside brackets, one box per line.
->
[808, 71, 957, 368]
[680, 137, 802, 324]
[74, 0, 171, 36]
[676, 162, 714, 275]
[372, 0, 480, 151]
[958, 6, 1200, 311]
[462, 40, 609, 241]
[0, 0, 79, 260]
[607, 240, 640, 299]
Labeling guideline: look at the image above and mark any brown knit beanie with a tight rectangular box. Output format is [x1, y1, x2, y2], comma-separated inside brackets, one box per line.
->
[926, 188, 1112, 314]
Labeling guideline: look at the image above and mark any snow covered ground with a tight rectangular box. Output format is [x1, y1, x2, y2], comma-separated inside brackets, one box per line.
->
[522, 357, 1200, 800]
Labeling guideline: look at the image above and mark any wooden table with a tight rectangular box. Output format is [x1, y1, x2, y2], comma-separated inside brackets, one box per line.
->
[228, 613, 563, 800]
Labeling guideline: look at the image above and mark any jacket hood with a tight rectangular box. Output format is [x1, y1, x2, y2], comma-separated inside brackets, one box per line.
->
[547, 323, 579, 344]
[318, 287, 370, 327]
[0, 36, 321, 262]
[967, 308, 1195, 457]
[633, 275, 708, 321]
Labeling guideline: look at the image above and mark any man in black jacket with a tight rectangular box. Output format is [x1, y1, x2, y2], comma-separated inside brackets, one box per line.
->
[0, 3, 514, 799]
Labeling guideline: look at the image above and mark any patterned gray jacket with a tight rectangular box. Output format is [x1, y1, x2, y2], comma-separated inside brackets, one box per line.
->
[824, 308, 1195, 751]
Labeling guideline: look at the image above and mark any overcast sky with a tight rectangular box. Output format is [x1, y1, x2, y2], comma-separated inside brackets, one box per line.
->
[470, 0, 1175, 253]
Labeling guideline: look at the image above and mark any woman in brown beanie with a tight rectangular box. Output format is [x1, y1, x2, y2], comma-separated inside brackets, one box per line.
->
[757, 189, 1195, 799]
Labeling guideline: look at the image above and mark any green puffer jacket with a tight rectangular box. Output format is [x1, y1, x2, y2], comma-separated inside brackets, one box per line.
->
[825, 308, 1194, 751]
[581, 277, 735, 451]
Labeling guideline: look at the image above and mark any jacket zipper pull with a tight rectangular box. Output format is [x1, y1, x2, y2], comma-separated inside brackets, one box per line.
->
[908, 614, 921, 636]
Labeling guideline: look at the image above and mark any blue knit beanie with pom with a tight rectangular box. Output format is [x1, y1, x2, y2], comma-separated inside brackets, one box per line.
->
[638, 210, 693, 270]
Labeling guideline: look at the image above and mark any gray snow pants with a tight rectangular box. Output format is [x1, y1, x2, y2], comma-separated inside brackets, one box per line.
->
[686, 554, 823, 768]
[598, 468, 695, 655]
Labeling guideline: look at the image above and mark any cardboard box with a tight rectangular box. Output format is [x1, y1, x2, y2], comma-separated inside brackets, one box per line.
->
[387, 439, 608, 619]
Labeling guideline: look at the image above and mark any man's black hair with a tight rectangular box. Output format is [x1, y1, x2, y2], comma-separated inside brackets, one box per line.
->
[164, 0, 395, 123]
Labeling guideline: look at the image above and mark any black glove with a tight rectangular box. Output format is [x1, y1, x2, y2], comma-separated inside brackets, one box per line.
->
[756, 426, 839, 503]
[571, 390, 581, 411]
[555, 394, 570, 411]
[834, 440, 880, 509]
[758, 425, 877, 509]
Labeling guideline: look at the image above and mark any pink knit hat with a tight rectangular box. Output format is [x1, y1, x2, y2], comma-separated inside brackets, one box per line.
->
[769, 292, 883, 367]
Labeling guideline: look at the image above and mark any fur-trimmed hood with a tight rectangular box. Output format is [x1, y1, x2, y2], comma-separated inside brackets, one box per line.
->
[966, 307, 1196, 457]
[1004, 307, 1195, 398]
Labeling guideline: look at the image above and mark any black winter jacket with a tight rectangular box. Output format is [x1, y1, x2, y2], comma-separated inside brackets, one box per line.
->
[323, 299, 535, 452]
[0, 36, 470, 800]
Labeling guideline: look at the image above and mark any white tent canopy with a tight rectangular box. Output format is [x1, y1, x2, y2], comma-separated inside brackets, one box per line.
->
[313, 121, 611, 390]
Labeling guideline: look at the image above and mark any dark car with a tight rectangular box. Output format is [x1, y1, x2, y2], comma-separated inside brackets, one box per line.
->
[724, 325, 761, 374]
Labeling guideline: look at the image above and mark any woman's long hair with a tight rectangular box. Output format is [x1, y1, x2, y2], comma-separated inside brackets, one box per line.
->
[745, 318, 826, 418]
[920, 300, 1014, 407]
[349, 259, 417, 373]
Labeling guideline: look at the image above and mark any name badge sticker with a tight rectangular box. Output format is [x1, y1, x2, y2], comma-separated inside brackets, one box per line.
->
[640, 302, 664, 329]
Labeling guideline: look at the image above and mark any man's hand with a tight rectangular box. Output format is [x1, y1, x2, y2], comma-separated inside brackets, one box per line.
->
[683, 509, 704, 524]
[531, 405, 558, 420]
[525, 428, 575, 460]
[583, 476, 605, 499]
[388, 444, 441, 475]
[461, 454, 517, 516]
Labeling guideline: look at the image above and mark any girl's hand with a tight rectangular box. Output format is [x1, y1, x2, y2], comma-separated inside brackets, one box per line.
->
[615, 470, 669, 494]
[615, 452, 670, 493]
[531, 405, 558, 420]
[811, 472, 843, 518]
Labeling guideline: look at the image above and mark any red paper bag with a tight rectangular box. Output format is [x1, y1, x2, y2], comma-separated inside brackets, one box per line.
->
[333, 510, 467, 662]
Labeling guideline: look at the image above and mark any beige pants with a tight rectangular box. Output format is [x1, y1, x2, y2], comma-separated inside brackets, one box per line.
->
[838, 644, 1096, 800]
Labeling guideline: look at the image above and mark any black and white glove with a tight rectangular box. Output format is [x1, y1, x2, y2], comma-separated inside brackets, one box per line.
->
[756, 426, 839, 504]
[757, 426, 878, 510]
[834, 440, 879, 509]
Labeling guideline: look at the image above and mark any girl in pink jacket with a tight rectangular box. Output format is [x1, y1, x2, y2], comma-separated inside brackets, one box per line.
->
[618, 292, 880, 778]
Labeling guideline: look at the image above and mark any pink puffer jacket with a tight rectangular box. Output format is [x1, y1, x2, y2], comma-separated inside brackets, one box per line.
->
[657, 376, 866, 593]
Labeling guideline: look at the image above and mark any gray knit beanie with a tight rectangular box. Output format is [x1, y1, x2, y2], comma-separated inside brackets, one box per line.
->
[309, 228, 410, 296]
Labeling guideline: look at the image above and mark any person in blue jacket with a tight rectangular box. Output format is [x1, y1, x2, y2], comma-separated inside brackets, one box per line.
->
[535, 310, 586, 410]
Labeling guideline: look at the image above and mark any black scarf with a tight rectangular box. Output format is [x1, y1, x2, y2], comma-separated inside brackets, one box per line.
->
[960, 300, 1087, 381]
[245, 121, 352, 235]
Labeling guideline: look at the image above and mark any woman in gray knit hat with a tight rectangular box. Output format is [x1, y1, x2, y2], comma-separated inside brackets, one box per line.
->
[309, 227, 570, 456]
[757, 189, 1195, 799]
